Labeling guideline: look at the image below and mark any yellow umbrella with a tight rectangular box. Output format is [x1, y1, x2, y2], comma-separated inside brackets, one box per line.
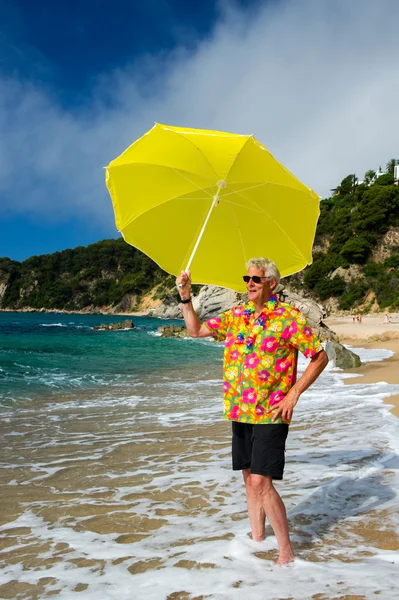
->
[105, 123, 319, 292]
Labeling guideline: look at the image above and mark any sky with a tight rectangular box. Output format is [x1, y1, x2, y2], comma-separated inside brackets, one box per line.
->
[1, 0, 399, 262]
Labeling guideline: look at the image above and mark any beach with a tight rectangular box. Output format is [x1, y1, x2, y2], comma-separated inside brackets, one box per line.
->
[1, 312, 399, 599]
[325, 315, 399, 416]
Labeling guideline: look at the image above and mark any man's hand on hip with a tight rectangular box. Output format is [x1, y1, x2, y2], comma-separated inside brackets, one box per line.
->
[268, 389, 299, 423]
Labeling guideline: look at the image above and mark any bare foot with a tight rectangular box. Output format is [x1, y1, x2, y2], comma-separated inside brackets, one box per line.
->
[276, 553, 295, 565]
[248, 532, 265, 542]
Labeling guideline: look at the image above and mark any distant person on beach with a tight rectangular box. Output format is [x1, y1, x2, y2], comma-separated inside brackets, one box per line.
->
[176, 258, 329, 565]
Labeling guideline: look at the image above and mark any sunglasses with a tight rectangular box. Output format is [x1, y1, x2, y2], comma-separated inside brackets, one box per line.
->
[243, 275, 270, 284]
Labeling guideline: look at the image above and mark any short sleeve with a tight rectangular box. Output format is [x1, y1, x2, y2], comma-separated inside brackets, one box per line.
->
[287, 311, 323, 358]
[205, 310, 232, 342]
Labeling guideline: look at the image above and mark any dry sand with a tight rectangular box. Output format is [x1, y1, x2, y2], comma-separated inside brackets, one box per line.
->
[325, 315, 399, 417]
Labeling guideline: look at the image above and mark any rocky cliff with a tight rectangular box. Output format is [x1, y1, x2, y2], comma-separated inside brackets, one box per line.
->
[150, 284, 336, 341]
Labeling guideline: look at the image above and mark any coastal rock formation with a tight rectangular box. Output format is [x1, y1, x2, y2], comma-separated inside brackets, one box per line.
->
[93, 319, 134, 331]
[194, 285, 245, 321]
[371, 227, 399, 263]
[152, 284, 337, 341]
[157, 325, 189, 338]
[325, 341, 362, 369]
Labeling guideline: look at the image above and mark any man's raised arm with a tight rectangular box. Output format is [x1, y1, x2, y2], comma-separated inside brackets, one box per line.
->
[175, 271, 212, 338]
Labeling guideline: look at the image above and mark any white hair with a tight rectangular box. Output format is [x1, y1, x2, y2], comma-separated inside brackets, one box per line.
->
[246, 258, 281, 287]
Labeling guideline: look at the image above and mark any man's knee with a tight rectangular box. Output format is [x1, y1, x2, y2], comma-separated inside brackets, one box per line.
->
[242, 468, 251, 484]
[248, 473, 273, 495]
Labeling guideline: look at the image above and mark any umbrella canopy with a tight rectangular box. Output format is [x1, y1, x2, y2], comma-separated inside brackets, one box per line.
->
[105, 123, 320, 292]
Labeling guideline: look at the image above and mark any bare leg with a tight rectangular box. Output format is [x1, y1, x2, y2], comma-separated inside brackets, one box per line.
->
[244, 472, 294, 564]
[243, 469, 266, 541]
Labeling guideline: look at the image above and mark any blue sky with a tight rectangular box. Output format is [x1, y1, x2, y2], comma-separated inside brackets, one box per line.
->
[0, 0, 227, 260]
[1, 0, 399, 262]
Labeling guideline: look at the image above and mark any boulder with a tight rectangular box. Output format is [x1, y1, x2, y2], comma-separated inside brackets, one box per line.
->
[194, 285, 245, 321]
[325, 341, 362, 369]
[94, 319, 134, 331]
[157, 325, 189, 338]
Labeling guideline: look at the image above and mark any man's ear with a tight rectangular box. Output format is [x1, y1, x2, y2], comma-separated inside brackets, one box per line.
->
[270, 278, 277, 291]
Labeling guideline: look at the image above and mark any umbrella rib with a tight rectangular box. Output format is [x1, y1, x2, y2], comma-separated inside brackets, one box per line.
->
[223, 136, 253, 185]
[222, 181, 317, 198]
[223, 199, 265, 214]
[108, 161, 214, 191]
[164, 128, 220, 192]
[226, 190, 308, 263]
[170, 168, 213, 197]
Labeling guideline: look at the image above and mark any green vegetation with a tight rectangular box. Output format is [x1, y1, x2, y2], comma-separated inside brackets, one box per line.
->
[297, 163, 399, 310]
[0, 238, 167, 310]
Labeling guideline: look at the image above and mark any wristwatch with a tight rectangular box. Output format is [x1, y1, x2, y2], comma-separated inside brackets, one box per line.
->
[180, 297, 192, 304]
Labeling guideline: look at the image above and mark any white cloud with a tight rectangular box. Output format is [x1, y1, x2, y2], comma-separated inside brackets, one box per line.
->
[1, 0, 398, 231]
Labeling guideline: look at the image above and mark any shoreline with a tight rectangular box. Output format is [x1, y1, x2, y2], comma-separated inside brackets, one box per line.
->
[0, 307, 154, 317]
[325, 316, 399, 418]
[341, 339, 399, 418]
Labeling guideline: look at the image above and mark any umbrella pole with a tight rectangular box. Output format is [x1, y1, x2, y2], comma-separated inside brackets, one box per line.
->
[185, 183, 223, 272]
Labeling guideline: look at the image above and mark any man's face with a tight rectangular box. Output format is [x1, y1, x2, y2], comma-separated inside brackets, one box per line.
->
[246, 266, 275, 303]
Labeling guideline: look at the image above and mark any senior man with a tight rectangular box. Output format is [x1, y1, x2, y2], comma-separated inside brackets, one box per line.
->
[176, 258, 328, 564]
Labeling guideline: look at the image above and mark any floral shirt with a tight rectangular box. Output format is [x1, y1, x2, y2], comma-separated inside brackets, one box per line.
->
[206, 295, 323, 425]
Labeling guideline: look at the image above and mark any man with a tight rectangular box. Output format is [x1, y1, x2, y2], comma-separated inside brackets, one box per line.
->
[176, 257, 328, 564]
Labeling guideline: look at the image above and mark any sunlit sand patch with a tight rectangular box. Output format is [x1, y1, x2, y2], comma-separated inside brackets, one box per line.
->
[173, 559, 216, 569]
[128, 557, 164, 573]
[0, 577, 60, 599]
[82, 513, 168, 535]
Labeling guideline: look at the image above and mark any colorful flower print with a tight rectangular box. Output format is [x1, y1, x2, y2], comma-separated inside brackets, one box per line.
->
[282, 321, 298, 340]
[225, 333, 235, 347]
[304, 347, 317, 358]
[245, 352, 260, 368]
[261, 336, 279, 353]
[269, 390, 285, 405]
[263, 356, 274, 367]
[223, 381, 232, 393]
[275, 357, 291, 372]
[230, 405, 240, 419]
[226, 367, 239, 380]
[205, 299, 323, 425]
[257, 369, 271, 382]
[242, 388, 257, 404]
[208, 317, 222, 328]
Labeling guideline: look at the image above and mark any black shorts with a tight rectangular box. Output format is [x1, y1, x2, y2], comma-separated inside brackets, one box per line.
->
[232, 421, 289, 480]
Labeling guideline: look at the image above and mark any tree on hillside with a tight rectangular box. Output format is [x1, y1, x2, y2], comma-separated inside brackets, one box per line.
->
[374, 173, 395, 186]
[339, 174, 357, 195]
[386, 158, 398, 176]
[364, 169, 376, 185]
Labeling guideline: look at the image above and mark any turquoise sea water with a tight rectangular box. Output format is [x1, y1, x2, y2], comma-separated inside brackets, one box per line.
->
[0, 311, 222, 408]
